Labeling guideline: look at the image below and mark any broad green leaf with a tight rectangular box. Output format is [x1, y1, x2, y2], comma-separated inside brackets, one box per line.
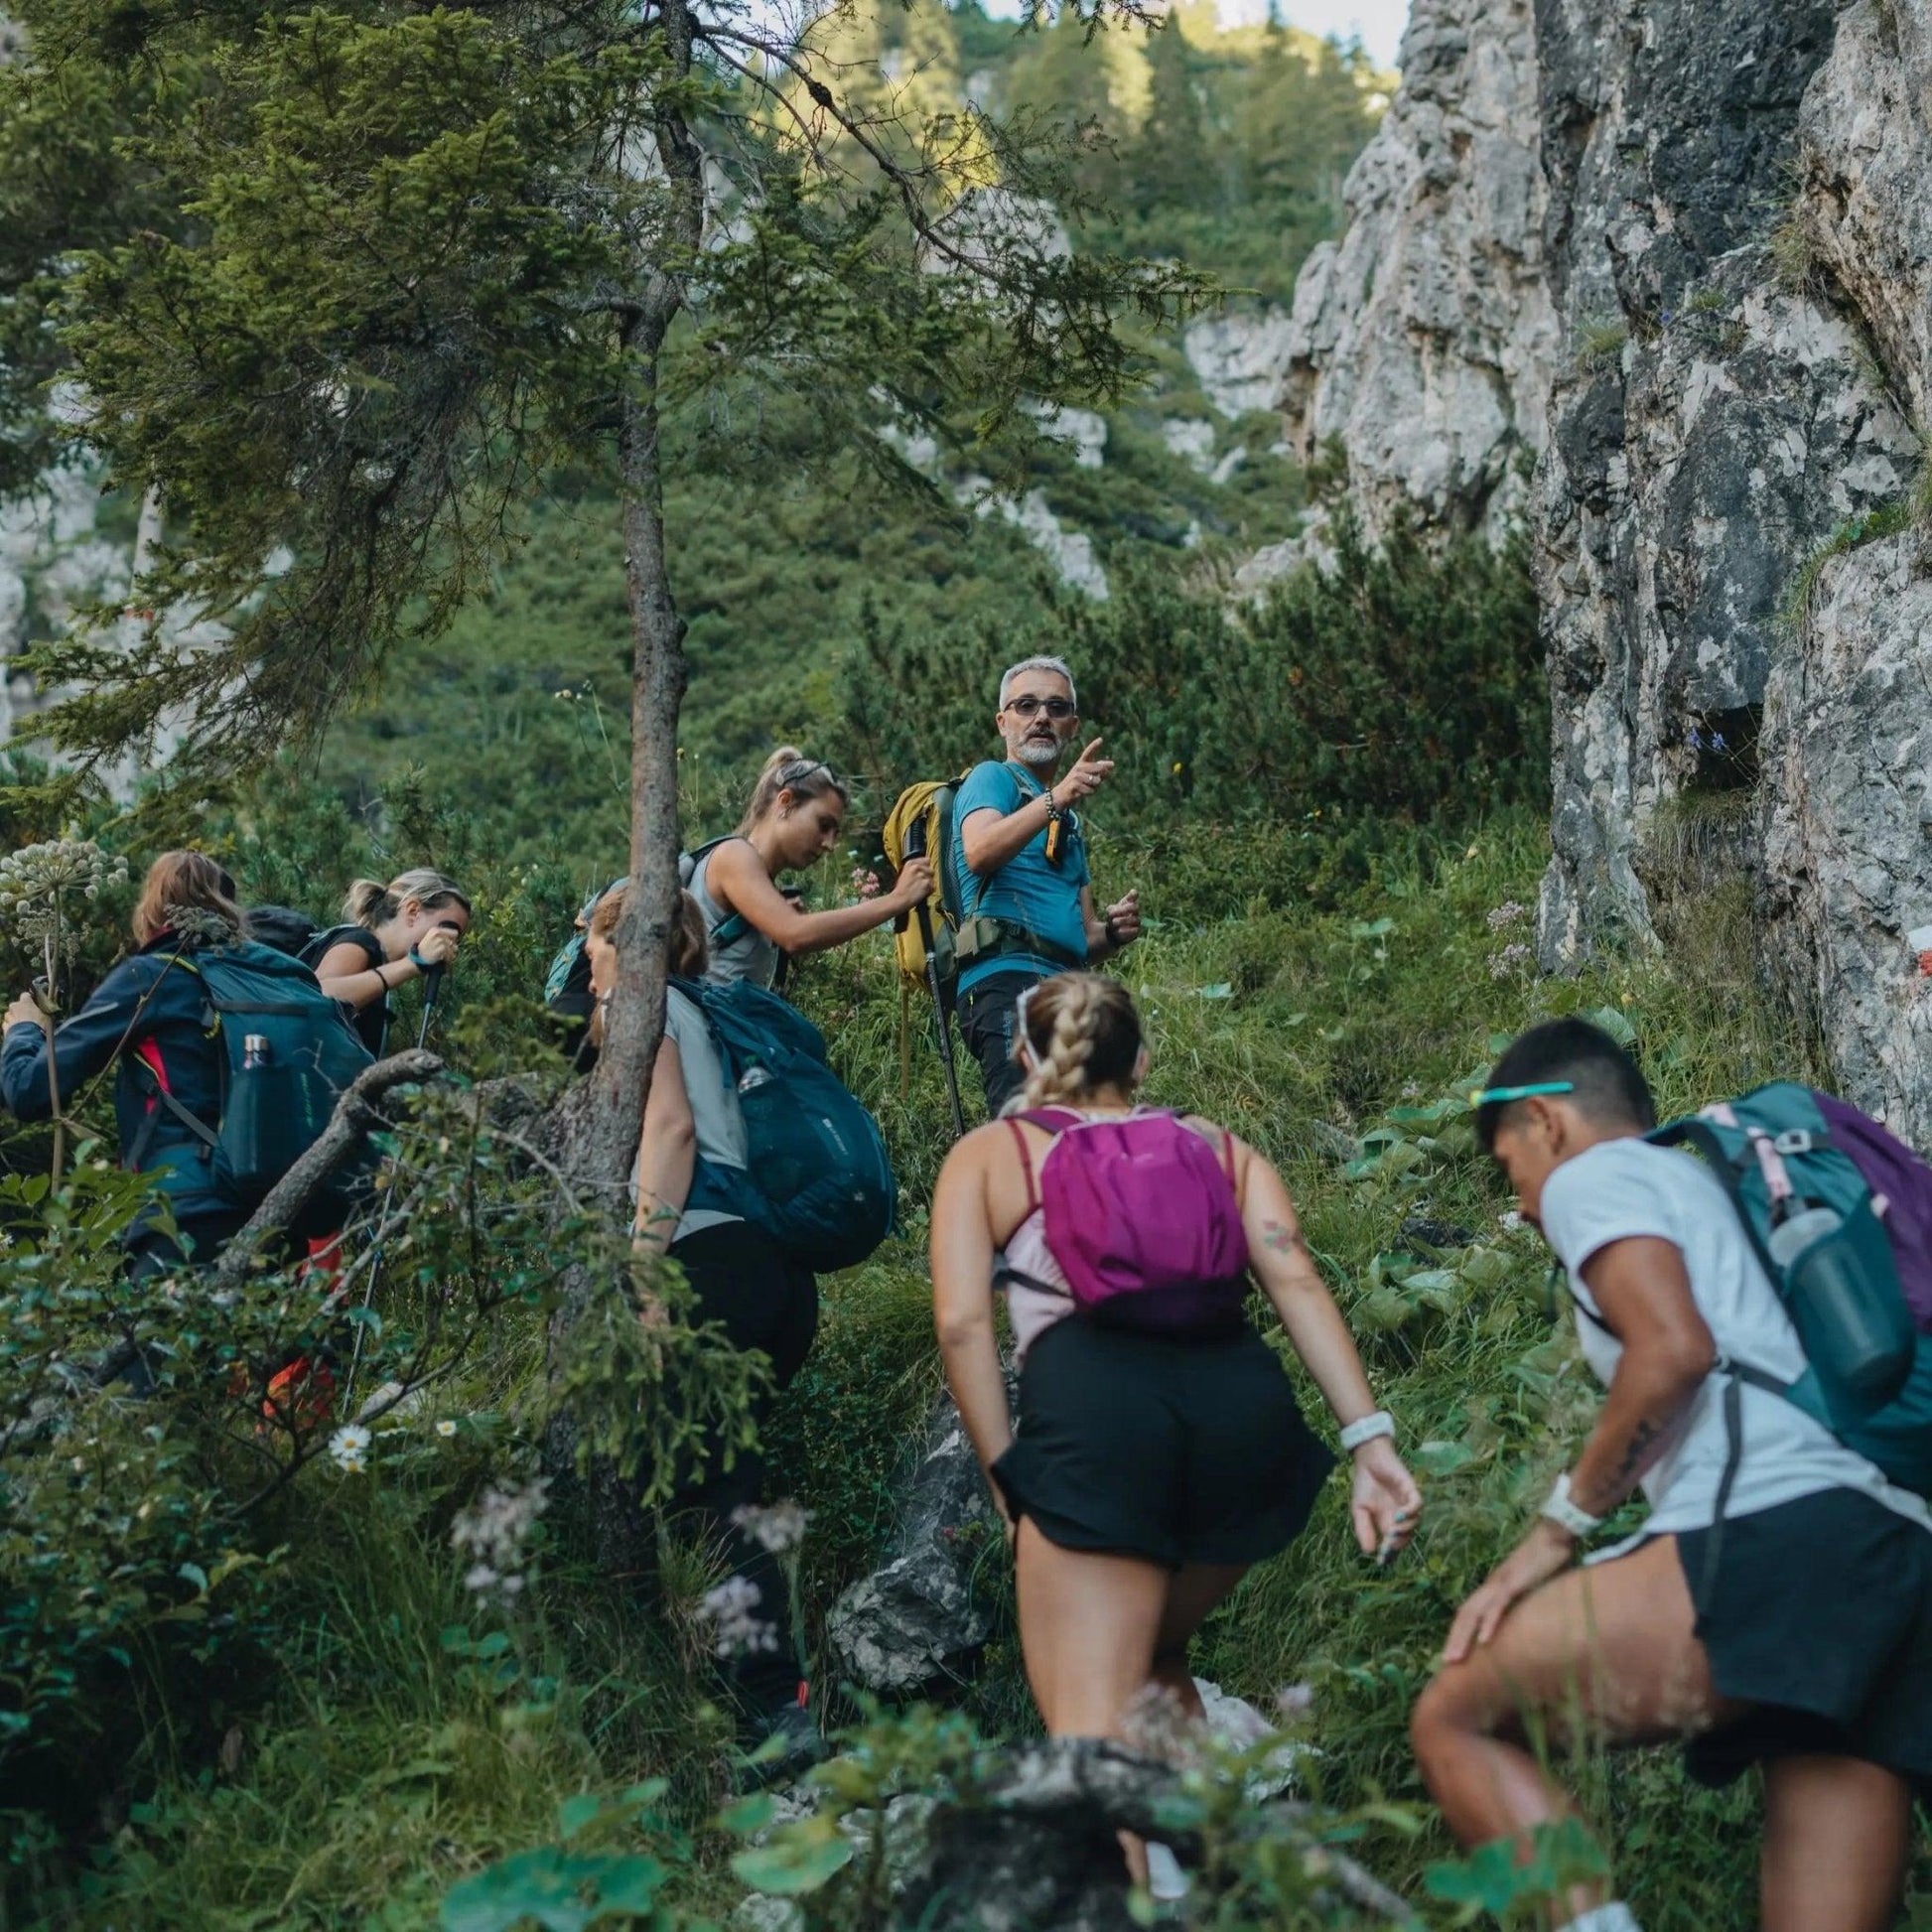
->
[556, 1792, 604, 1840]
[731, 1833, 854, 1896]
[717, 1792, 776, 1837]
[1585, 1004, 1638, 1047]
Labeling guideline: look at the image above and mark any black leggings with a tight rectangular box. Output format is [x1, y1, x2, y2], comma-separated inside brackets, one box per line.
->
[666, 1217, 819, 1709]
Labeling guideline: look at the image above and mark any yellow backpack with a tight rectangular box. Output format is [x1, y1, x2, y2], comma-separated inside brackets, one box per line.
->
[881, 773, 971, 992]
[881, 772, 974, 1134]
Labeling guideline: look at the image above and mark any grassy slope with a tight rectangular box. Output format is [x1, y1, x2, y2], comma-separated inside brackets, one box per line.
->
[46, 807, 1910, 1931]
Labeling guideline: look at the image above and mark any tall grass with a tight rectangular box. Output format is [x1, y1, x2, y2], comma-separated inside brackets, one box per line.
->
[24, 804, 1927, 1929]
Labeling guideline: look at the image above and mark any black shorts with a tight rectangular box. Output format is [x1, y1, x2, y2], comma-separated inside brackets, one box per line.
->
[991, 1316, 1334, 1570]
[1673, 1487, 1932, 1791]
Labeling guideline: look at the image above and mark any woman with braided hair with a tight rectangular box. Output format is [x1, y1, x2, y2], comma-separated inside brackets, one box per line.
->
[930, 973, 1420, 1819]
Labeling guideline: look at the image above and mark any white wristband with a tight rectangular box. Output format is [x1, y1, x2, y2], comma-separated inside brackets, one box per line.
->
[1338, 1410, 1395, 1453]
[1539, 1472, 1605, 1539]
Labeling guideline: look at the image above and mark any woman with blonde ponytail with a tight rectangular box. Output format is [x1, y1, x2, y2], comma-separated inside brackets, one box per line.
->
[930, 974, 1420, 1878]
[311, 868, 472, 1053]
[687, 748, 932, 989]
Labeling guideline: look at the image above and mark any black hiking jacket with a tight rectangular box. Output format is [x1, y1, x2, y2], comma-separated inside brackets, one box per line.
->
[1, 930, 233, 1221]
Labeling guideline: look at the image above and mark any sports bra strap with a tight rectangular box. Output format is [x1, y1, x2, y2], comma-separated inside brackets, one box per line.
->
[1006, 1117, 1039, 1216]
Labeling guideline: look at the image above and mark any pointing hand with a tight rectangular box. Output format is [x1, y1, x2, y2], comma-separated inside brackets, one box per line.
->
[1051, 739, 1114, 809]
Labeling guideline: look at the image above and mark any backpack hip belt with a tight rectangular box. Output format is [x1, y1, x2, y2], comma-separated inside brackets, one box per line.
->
[952, 914, 1085, 975]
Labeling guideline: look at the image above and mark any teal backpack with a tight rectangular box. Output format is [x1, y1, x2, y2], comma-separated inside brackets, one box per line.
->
[1643, 1082, 1932, 1501]
[675, 977, 896, 1271]
[540, 849, 759, 1007]
[133, 943, 377, 1222]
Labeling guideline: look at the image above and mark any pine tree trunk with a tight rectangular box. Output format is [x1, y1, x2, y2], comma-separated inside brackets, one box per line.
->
[546, 2, 706, 1567]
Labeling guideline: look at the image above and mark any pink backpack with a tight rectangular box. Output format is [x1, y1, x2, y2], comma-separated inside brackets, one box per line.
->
[1006, 1107, 1252, 1334]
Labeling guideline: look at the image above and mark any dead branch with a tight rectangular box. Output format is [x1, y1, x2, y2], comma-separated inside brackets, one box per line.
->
[212, 1049, 442, 1285]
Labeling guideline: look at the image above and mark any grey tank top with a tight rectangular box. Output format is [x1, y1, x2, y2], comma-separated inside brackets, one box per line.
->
[687, 841, 780, 990]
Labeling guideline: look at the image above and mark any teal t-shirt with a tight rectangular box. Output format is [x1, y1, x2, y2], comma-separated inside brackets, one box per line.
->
[949, 760, 1090, 995]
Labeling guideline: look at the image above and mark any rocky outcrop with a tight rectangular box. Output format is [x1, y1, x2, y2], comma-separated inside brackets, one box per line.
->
[1536, 246, 1917, 959]
[1528, 0, 1932, 1138]
[1532, 0, 1857, 959]
[1755, 0, 1932, 1143]
[1286, 0, 1932, 1123]
[1764, 532, 1932, 1145]
[826, 1387, 1006, 1696]
[1795, 0, 1932, 429]
[1279, 0, 1557, 541]
[0, 464, 132, 745]
[892, 1740, 1416, 1932]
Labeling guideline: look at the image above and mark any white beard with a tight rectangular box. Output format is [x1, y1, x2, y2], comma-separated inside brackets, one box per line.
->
[1013, 736, 1062, 769]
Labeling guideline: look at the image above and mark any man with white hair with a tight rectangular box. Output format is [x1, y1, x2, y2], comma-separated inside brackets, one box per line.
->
[949, 655, 1141, 1114]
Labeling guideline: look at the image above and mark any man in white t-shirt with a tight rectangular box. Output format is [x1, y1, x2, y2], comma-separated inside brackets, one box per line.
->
[1409, 1018, 1932, 1932]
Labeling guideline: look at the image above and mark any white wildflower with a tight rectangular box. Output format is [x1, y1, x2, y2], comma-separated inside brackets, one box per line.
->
[729, 1500, 811, 1555]
[451, 1476, 550, 1598]
[328, 1424, 372, 1474]
[696, 1576, 779, 1659]
[1484, 900, 1528, 933]
[435, 1419, 459, 1439]
[1488, 942, 1534, 980]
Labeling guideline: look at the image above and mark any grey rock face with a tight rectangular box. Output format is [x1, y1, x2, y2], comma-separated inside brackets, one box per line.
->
[826, 1386, 1006, 1697]
[1535, 246, 1916, 960]
[1764, 534, 1932, 1144]
[1533, 0, 1849, 958]
[1282, 0, 1932, 1129]
[1280, 0, 1558, 541]
[1797, 0, 1932, 428]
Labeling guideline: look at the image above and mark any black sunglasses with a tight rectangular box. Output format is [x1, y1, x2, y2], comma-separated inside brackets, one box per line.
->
[1007, 696, 1075, 720]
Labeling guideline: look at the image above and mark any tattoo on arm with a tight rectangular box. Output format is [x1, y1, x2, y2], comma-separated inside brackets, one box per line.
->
[1261, 1218, 1308, 1258]
[1610, 1418, 1661, 1486]
[1578, 1417, 1665, 1515]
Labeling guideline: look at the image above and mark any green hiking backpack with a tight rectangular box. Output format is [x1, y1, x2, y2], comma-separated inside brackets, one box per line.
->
[134, 943, 378, 1222]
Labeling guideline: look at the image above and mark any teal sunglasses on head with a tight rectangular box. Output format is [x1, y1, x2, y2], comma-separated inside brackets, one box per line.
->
[1467, 1079, 1576, 1109]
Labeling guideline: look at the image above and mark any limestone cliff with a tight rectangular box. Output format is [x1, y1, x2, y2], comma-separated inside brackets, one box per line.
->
[1280, 0, 1557, 541]
[1289, 0, 1932, 1134]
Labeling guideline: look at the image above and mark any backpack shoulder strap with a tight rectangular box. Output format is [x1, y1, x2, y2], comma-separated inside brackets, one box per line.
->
[690, 837, 759, 949]
[305, 923, 383, 973]
[1649, 1114, 1787, 1291]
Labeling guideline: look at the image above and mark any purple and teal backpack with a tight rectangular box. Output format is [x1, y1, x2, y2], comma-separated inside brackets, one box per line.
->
[1646, 1082, 1932, 1499]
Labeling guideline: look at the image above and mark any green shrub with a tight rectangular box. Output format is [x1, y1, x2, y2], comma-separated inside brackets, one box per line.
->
[839, 513, 1544, 839]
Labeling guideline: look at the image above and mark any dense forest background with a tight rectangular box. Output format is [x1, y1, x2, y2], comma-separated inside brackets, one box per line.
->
[314, 0, 1385, 853]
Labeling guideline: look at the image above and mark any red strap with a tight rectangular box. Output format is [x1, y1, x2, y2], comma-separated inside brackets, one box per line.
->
[133, 1036, 171, 1096]
[1218, 1127, 1238, 1187]
[1006, 1118, 1040, 1217]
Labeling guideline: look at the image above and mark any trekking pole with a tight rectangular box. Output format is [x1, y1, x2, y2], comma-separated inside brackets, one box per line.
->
[415, 966, 444, 1053]
[916, 898, 966, 1141]
[414, 919, 460, 1051]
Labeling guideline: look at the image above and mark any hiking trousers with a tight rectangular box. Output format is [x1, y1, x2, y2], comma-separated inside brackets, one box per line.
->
[956, 970, 1039, 1118]
[663, 1217, 819, 1711]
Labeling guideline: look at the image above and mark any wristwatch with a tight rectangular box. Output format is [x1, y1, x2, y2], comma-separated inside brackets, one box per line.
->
[1539, 1472, 1605, 1539]
[1338, 1409, 1395, 1452]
